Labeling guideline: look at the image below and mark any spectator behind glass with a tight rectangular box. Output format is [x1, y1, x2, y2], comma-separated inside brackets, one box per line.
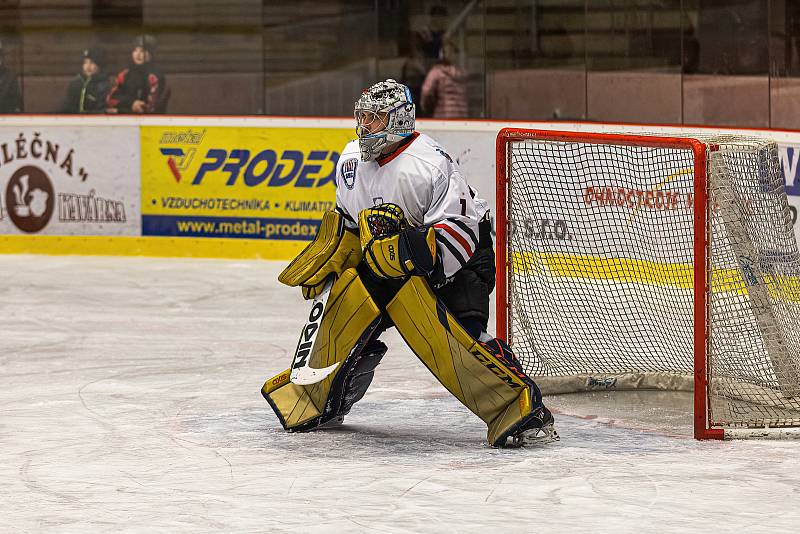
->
[420, 40, 468, 119]
[107, 34, 170, 114]
[418, 6, 448, 67]
[0, 39, 21, 113]
[399, 34, 427, 117]
[400, 6, 449, 118]
[59, 47, 111, 113]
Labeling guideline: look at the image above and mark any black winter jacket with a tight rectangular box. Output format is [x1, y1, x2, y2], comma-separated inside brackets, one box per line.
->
[59, 72, 111, 113]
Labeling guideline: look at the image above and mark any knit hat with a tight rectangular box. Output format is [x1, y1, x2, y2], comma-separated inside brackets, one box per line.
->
[133, 34, 157, 52]
[82, 47, 107, 68]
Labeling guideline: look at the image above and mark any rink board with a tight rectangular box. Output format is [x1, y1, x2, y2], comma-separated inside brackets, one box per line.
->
[3, 116, 800, 259]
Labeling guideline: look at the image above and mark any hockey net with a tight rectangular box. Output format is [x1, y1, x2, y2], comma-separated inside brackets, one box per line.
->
[496, 129, 800, 439]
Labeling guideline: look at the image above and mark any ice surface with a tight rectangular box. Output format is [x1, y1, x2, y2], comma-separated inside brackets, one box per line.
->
[1, 255, 799, 533]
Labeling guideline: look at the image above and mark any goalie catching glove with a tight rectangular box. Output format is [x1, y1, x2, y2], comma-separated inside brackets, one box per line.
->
[278, 210, 362, 299]
[358, 203, 437, 279]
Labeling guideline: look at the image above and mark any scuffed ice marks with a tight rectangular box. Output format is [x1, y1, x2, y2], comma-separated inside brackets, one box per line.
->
[2, 255, 800, 534]
[176, 399, 489, 460]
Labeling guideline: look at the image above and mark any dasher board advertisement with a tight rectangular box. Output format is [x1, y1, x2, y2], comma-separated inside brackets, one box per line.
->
[140, 126, 353, 247]
[0, 127, 140, 236]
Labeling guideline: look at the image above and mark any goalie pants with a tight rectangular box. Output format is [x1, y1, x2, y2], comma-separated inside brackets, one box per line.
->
[434, 217, 495, 338]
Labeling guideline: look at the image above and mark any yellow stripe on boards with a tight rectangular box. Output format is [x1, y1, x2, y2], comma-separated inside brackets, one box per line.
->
[509, 251, 800, 300]
[0, 235, 306, 260]
[511, 251, 696, 288]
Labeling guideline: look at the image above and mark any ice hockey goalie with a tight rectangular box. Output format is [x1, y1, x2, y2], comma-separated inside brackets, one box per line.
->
[261, 79, 557, 447]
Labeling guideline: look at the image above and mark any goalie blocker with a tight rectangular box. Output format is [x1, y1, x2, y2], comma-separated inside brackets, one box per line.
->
[262, 209, 555, 447]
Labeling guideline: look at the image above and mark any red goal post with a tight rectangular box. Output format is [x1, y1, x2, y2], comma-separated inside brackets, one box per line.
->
[495, 128, 800, 440]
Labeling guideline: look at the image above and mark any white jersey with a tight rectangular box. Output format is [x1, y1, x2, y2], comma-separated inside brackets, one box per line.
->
[335, 132, 489, 279]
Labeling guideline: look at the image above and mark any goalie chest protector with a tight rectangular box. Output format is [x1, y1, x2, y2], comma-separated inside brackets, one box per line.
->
[334, 132, 489, 228]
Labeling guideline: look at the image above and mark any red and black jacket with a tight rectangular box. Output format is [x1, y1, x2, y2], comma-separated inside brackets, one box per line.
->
[106, 62, 169, 113]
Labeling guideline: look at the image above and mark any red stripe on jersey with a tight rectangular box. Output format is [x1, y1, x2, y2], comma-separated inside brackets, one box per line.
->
[376, 132, 420, 166]
[434, 222, 474, 257]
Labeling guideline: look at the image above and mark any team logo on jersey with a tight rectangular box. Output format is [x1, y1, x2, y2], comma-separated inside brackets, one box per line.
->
[341, 158, 358, 190]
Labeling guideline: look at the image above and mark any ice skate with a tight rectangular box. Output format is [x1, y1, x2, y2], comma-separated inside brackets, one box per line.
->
[507, 406, 559, 448]
[318, 415, 345, 429]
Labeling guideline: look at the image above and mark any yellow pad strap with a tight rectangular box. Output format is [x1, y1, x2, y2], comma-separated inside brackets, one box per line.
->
[279, 211, 362, 288]
[386, 276, 531, 445]
[263, 267, 382, 430]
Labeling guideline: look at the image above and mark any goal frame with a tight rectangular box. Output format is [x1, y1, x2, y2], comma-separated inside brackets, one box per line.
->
[495, 127, 723, 440]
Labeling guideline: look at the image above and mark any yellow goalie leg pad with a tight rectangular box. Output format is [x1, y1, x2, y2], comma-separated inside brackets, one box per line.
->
[278, 210, 362, 293]
[262, 267, 382, 430]
[386, 277, 532, 446]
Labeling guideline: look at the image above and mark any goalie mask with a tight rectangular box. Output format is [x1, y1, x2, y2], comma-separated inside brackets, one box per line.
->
[354, 79, 415, 162]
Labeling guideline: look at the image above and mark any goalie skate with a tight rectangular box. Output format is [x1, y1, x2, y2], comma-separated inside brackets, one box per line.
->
[507, 406, 560, 448]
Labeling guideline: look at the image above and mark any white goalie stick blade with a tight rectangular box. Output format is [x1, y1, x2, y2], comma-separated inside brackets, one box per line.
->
[290, 279, 339, 385]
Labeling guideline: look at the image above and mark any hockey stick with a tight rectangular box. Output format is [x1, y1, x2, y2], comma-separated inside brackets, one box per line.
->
[290, 278, 339, 385]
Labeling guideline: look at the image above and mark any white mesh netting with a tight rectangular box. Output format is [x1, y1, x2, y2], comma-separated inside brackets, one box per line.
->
[504, 134, 800, 430]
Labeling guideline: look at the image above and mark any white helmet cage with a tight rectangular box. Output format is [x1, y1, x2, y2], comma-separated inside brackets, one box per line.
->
[354, 79, 415, 161]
